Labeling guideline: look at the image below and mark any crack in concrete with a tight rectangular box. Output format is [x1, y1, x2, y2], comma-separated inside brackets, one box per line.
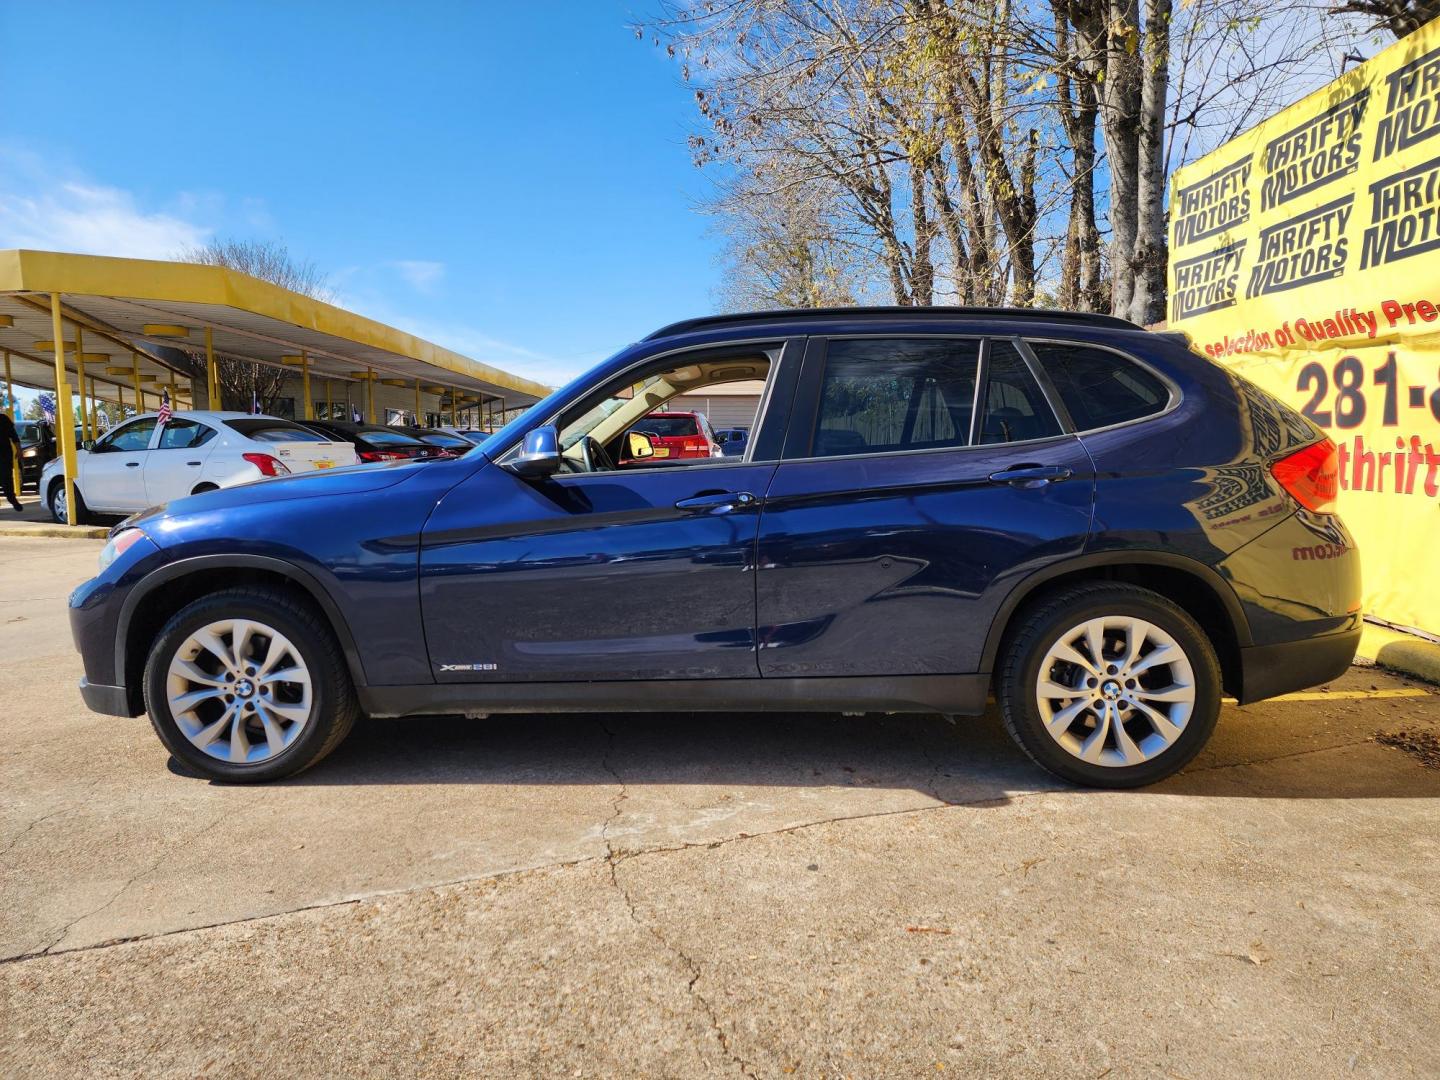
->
[38, 811, 230, 956]
[594, 717, 757, 1078]
[1, 732, 1401, 967]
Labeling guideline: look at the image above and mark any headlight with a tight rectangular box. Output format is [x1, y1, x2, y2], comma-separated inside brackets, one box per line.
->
[98, 528, 148, 572]
[22, 448, 37, 458]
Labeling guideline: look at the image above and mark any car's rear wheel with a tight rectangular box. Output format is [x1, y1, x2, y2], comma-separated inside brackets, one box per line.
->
[143, 587, 358, 782]
[998, 583, 1221, 788]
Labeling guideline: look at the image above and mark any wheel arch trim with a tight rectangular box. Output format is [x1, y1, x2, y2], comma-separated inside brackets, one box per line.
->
[979, 550, 1253, 672]
[116, 553, 368, 691]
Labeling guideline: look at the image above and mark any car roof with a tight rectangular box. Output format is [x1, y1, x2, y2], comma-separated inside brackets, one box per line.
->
[642, 410, 699, 419]
[643, 306, 1141, 342]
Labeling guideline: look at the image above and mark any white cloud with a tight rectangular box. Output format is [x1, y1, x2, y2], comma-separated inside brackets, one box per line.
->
[0, 148, 211, 258]
[393, 259, 445, 292]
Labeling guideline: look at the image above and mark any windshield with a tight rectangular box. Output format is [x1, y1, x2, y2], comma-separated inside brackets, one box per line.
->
[16, 421, 39, 442]
[628, 415, 698, 438]
[361, 428, 428, 448]
[225, 419, 331, 443]
[417, 432, 473, 449]
[480, 345, 629, 458]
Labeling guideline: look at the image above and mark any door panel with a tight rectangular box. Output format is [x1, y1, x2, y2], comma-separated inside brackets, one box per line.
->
[756, 438, 1094, 677]
[82, 418, 156, 511]
[419, 461, 776, 682]
[145, 419, 218, 503]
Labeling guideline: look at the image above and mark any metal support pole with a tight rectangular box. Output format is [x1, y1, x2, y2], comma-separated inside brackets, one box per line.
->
[300, 351, 313, 420]
[49, 294, 78, 525]
[205, 327, 219, 409]
[3, 350, 18, 496]
[131, 355, 143, 414]
[414, 379, 421, 425]
[326, 379, 333, 420]
[366, 368, 376, 424]
[75, 327, 91, 444]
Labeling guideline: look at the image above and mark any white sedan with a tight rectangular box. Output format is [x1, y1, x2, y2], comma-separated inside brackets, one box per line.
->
[42, 411, 357, 523]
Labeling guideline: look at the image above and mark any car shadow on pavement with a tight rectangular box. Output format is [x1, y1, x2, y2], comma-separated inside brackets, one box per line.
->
[166, 707, 1440, 801]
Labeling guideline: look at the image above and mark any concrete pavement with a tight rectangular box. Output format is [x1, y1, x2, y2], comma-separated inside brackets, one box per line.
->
[2, 535, 1438, 1077]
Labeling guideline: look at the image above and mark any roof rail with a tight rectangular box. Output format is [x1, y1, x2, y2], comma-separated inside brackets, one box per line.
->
[644, 305, 1140, 341]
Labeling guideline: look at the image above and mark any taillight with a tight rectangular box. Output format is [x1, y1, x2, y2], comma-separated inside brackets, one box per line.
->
[242, 452, 291, 477]
[1271, 439, 1339, 514]
[358, 450, 407, 462]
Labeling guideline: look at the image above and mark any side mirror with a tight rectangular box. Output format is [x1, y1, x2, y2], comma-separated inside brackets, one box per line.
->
[507, 425, 562, 478]
[625, 431, 655, 460]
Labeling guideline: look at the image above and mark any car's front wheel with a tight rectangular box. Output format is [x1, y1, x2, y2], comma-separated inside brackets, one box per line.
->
[998, 583, 1221, 788]
[142, 587, 358, 782]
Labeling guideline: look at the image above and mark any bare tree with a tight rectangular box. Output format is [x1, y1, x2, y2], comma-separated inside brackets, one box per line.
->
[171, 240, 330, 412]
[1329, 0, 1440, 35]
[647, 0, 1374, 321]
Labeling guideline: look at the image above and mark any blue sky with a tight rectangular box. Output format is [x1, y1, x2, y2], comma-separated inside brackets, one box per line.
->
[0, 1, 720, 395]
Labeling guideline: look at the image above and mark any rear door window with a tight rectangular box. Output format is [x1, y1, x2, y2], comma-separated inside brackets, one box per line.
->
[1028, 341, 1169, 431]
[977, 341, 1063, 444]
[811, 338, 980, 457]
[155, 419, 217, 450]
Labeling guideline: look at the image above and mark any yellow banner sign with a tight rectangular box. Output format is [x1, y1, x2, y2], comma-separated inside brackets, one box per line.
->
[1168, 18, 1440, 634]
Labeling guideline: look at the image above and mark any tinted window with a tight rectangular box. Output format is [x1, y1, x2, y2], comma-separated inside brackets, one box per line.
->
[416, 432, 472, 449]
[978, 341, 1063, 444]
[359, 429, 427, 448]
[812, 338, 979, 457]
[630, 415, 699, 438]
[225, 419, 331, 443]
[98, 418, 156, 452]
[155, 419, 217, 450]
[1030, 341, 1168, 431]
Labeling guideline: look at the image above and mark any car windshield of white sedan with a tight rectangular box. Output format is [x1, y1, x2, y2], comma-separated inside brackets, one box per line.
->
[224, 419, 331, 443]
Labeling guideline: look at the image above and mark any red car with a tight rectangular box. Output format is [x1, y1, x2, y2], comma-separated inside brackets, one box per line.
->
[621, 411, 721, 464]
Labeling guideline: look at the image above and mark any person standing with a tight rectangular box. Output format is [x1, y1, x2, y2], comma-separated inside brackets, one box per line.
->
[0, 410, 21, 511]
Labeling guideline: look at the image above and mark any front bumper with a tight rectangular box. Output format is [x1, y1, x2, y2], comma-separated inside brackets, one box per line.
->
[78, 677, 137, 717]
[1236, 623, 1362, 704]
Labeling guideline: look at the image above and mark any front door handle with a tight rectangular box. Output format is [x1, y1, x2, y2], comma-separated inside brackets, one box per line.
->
[186, 461, 202, 466]
[989, 464, 1072, 488]
[675, 491, 757, 513]
[124, 462, 141, 468]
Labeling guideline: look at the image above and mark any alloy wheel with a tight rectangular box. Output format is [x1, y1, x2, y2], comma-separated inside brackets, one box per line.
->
[1034, 615, 1196, 767]
[166, 618, 313, 765]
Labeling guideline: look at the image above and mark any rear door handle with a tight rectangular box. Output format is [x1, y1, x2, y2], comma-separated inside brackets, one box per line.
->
[124, 462, 140, 468]
[186, 461, 202, 466]
[989, 464, 1072, 488]
[675, 491, 757, 513]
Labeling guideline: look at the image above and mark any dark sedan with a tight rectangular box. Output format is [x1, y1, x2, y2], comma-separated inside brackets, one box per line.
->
[298, 420, 454, 463]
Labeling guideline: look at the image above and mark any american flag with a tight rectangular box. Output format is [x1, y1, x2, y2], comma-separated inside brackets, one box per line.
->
[39, 393, 56, 425]
[157, 389, 171, 426]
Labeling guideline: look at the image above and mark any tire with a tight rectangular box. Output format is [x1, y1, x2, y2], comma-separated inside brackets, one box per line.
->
[190, 483, 219, 495]
[142, 586, 358, 782]
[997, 582, 1222, 789]
[47, 479, 93, 525]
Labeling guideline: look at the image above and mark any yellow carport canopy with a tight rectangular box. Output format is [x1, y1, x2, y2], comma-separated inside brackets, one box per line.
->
[0, 248, 552, 409]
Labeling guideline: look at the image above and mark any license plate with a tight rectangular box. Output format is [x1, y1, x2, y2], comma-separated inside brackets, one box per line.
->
[314, 460, 334, 469]
[653, 447, 670, 457]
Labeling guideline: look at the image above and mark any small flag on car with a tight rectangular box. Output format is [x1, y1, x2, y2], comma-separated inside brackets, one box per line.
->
[157, 389, 171, 426]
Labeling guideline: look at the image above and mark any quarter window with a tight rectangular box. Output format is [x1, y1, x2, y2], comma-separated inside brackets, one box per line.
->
[978, 341, 1062, 444]
[812, 338, 979, 457]
[1030, 341, 1169, 431]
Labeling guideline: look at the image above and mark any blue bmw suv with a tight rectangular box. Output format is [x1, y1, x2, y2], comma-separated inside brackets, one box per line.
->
[70, 308, 1360, 788]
